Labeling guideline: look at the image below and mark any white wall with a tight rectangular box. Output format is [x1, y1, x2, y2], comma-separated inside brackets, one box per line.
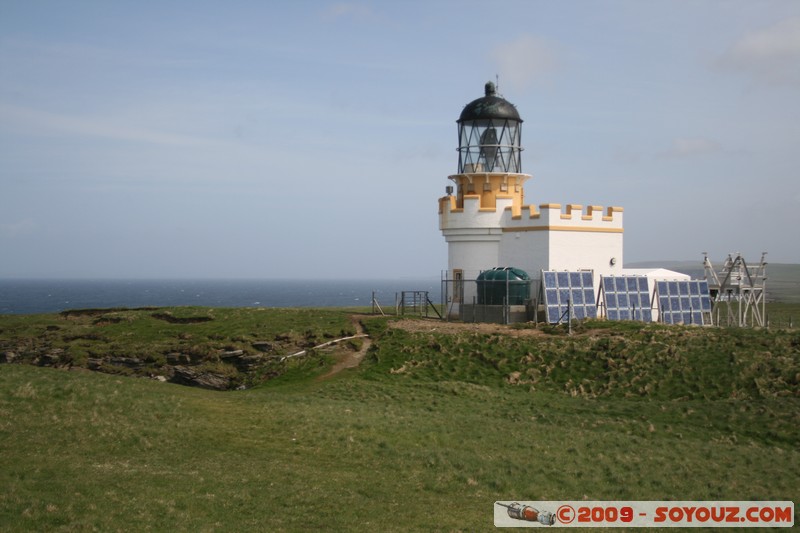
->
[446, 234, 502, 279]
[548, 231, 624, 291]
[499, 230, 550, 280]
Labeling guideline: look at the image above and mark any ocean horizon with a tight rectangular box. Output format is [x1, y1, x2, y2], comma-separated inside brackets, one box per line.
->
[0, 278, 442, 315]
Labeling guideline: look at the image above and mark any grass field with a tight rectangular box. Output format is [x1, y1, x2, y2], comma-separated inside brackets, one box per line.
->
[1, 306, 798, 531]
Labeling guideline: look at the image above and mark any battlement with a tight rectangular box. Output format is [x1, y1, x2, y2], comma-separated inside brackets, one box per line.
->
[439, 193, 512, 230]
[440, 195, 623, 234]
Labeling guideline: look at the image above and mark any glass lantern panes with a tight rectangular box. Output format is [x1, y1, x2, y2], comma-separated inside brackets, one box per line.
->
[458, 118, 522, 173]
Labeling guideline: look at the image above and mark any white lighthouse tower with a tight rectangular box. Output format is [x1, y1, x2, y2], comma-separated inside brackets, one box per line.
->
[439, 82, 625, 316]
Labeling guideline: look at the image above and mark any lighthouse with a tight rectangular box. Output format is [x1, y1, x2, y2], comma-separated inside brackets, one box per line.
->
[439, 82, 625, 318]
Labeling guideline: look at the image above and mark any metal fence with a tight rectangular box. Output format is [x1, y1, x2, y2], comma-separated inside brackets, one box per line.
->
[440, 278, 537, 324]
[371, 290, 441, 318]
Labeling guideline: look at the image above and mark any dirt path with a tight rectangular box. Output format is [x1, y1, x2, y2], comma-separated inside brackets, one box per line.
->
[316, 316, 372, 381]
[387, 318, 545, 337]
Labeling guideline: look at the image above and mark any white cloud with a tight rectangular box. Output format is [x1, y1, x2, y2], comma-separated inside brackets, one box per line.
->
[716, 16, 800, 87]
[658, 138, 721, 159]
[489, 35, 559, 91]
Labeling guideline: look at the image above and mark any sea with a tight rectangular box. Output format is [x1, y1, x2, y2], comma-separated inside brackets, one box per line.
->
[0, 278, 442, 315]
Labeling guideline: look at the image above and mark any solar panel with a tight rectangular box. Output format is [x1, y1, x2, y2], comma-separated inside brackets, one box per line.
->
[600, 276, 652, 322]
[541, 271, 597, 324]
[655, 280, 711, 325]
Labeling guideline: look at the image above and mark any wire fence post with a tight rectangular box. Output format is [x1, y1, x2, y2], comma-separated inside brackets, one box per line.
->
[568, 297, 572, 335]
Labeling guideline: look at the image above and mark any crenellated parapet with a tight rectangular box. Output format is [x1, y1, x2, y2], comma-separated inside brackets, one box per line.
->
[503, 203, 623, 233]
[439, 196, 623, 234]
[439, 192, 513, 230]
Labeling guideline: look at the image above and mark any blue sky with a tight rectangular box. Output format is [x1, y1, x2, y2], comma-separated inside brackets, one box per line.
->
[1, 0, 798, 279]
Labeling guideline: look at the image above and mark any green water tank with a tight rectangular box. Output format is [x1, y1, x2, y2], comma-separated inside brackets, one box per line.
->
[476, 267, 531, 305]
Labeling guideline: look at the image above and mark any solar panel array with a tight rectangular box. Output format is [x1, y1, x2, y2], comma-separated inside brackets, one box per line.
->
[542, 271, 597, 324]
[601, 276, 653, 322]
[656, 280, 711, 325]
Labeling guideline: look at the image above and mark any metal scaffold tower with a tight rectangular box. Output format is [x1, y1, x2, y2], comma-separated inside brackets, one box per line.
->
[703, 252, 767, 327]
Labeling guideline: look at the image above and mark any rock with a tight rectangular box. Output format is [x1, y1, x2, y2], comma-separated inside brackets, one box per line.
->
[38, 354, 58, 366]
[109, 356, 142, 368]
[87, 358, 104, 370]
[171, 366, 231, 391]
[166, 353, 192, 365]
[39, 349, 64, 366]
[252, 342, 274, 353]
[234, 355, 263, 370]
[1, 351, 18, 363]
[218, 350, 262, 370]
[152, 375, 168, 382]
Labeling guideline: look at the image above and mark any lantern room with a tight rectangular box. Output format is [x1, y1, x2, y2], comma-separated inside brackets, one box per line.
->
[456, 81, 523, 174]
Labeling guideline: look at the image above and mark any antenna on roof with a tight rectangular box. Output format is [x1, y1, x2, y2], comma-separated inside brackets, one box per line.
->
[495, 74, 502, 97]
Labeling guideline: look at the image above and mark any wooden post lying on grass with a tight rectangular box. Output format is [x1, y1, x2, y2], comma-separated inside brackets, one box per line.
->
[279, 334, 370, 362]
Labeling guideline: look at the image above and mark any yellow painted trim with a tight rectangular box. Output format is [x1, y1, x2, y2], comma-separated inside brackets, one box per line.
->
[439, 196, 457, 214]
[478, 207, 497, 212]
[561, 204, 582, 220]
[582, 205, 604, 220]
[602, 206, 623, 221]
[503, 225, 624, 234]
[521, 205, 541, 219]
[539, 203, 562, 209]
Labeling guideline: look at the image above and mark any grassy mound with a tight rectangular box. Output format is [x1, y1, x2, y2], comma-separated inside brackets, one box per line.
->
[363, 319, 800, 401]
[0, 307, 358, 389]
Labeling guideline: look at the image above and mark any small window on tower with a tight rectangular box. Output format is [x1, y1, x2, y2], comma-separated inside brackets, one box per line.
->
[500, 183, 508, 192]
[483, 182, 492, 191]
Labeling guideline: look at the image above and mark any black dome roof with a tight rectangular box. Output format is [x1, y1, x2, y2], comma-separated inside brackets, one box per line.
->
[458, 82, 522, 123]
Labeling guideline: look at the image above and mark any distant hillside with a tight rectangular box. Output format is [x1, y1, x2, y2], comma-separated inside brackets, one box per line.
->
[626, 261, 800, 303]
